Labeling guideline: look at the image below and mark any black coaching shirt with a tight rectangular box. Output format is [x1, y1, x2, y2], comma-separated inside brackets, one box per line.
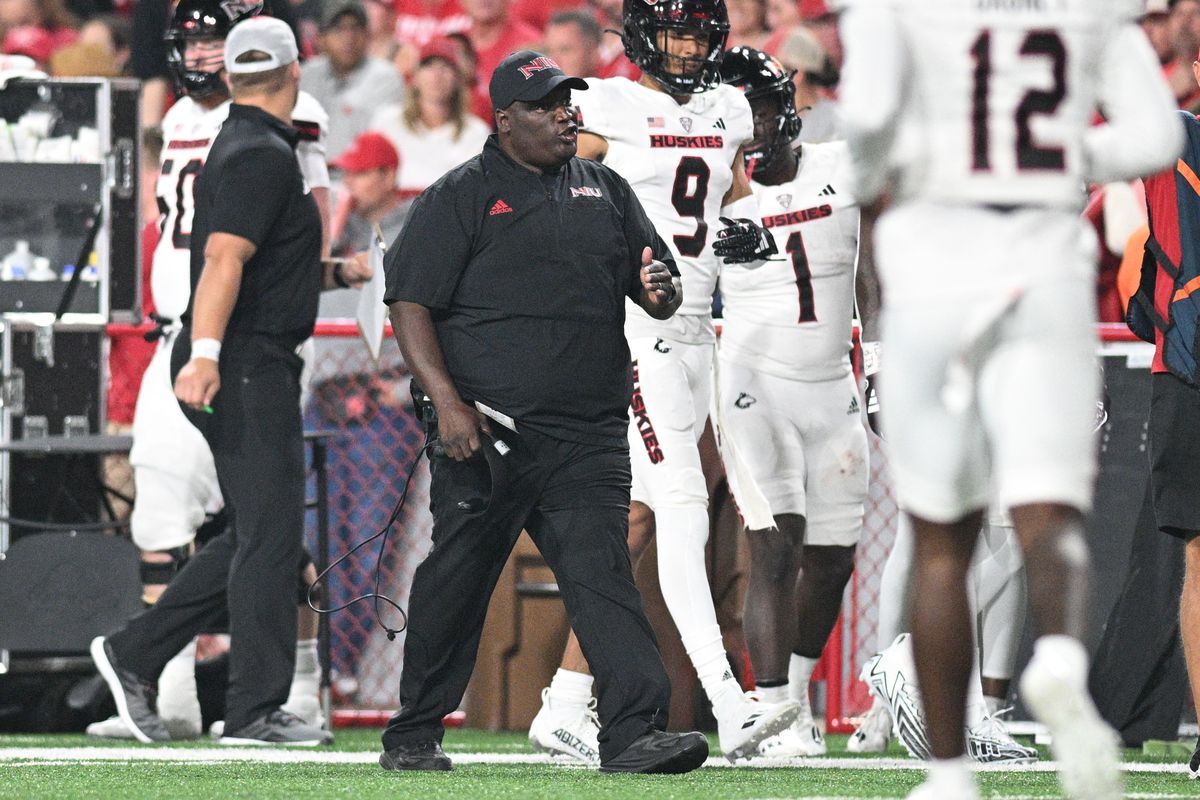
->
[186, 104, 322, 349]
[384, 135, 676, 446]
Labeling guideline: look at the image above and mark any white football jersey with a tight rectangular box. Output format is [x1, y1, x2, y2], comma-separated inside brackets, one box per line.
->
[720, 142, 859, 381]
[840, 0, 1180, 209]
[153, 91, 330, 320]
[574, 77, 753, 337]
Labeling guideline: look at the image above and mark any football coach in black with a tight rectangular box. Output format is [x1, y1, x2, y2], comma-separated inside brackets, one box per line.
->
[90, 17, 339, 747]
[379, 50, 707, 774]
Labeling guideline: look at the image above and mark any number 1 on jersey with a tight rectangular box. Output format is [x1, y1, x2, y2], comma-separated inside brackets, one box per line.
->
[786, 231, 817, 323]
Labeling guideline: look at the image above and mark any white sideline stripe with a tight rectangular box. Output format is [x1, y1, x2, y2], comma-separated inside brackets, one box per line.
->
[0, 748, 1190, 774]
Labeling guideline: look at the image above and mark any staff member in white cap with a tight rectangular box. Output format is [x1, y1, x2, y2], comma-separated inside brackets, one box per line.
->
[90, 16, 337, 748]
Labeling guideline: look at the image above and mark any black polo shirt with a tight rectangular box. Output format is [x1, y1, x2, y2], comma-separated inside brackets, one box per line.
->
[186, 103, 322, 350]
[384, 135, 676, 446]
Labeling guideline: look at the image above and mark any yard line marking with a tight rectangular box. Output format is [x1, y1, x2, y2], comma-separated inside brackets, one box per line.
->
[0, 747, 1189, 775]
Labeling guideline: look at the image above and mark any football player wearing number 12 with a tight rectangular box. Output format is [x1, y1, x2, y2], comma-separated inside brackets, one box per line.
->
[840, 0, 1182, 798]
[527, 0, 798, 766]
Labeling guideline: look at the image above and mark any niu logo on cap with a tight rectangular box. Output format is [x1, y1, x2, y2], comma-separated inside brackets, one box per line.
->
[518, 56, 560, 79]
[489, 199, 513, 216]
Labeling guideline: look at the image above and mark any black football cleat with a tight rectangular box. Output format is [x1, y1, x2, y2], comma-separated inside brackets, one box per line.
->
[89, 636, 170, 743]
[599, 730, 709, 774]
[380, 740, 453, 771]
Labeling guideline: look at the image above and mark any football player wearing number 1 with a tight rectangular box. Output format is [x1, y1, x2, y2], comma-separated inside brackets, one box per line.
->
[840, 0, 1182, 798]
[715, 46, 868, 760]
[527, 0, 798, 765]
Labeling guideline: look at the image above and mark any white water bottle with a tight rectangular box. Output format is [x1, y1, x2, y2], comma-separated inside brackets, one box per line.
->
[1, 240, 33, 280]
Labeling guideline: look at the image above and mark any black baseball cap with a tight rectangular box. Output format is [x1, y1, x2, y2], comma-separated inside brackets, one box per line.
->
[489, 49, 588, 111]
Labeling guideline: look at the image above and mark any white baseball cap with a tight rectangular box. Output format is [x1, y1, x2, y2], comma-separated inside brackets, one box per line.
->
[224, 17, 298, 74]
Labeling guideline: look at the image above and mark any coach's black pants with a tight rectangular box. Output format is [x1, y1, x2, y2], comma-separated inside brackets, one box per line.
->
[382, 427, 670, 762]
[108, 333, 305, 732]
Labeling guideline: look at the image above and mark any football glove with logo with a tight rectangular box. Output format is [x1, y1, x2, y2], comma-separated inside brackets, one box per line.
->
[713, 216, 777, 264]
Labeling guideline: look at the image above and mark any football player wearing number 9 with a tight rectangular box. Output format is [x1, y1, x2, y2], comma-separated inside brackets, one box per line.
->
[527, 0, 797, 766]
[93, 0, 338, 742]
[840, 0, 1183, 798]
[714, 46, 869, 760]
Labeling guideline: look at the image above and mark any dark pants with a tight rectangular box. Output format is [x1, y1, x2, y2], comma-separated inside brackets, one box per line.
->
[1149, 371, 1200, 540]
[109, 333, 306, 732]
[382, 427, 670, 762]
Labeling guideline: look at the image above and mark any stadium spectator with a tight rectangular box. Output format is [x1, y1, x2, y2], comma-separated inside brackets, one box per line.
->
[727, 0, 769, 50]
[775, 25, 840, 143]
[301, 0, 405, 159]
[1143, 0, 1174, 66]
[369, 37, 489, 194]
[363, 0, 398, 61]
[0, 0, 76, 43]
[586, 0, 639, 79]
[462, 0, 540, 121]
[798, 0, 841, 67]
[330, 131, 412, 257]
[394, 0, 470, 47]
[76, 13, 130, 72]
[1169, 0, 1200, 107]
[49, 39, 117, 74]
[542, 10, 602, 80]
[765, 0, 800, 39]
[511, 0, 580, 32]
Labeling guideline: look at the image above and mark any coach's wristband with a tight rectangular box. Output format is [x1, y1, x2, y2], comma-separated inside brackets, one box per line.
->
[191, 338, 222, 363]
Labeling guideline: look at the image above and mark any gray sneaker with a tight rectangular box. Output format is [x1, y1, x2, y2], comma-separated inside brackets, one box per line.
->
[89, 636, 170, 744]
[218, 709, 333, 747]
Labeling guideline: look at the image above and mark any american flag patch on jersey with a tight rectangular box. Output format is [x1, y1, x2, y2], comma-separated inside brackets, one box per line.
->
[647, 117, 665, 128]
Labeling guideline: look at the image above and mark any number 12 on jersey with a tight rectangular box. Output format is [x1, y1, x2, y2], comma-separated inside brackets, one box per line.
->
[970, 29, 1068, 173]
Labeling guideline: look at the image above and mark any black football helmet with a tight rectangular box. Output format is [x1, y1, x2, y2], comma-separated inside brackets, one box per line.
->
[622, 0, 730, 95]
[719, 46, 802, 170]
[165, 0, 264, 98]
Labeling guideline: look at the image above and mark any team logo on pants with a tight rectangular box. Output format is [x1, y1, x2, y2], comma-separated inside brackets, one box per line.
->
[654, 338, 672, 354]
[734, 392, 756, 409]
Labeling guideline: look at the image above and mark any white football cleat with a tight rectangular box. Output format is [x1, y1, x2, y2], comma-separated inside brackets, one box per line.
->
[966, 710, 1037, 764]
[86, 715, 136, 740]
[755, 714, 826, 758]
[1021, 647, 1122, 800]
[860, 634, 931, 760]
[528, 687, 601, 765]
[717, 691, 801, 762]
[847, 701, 893, 754]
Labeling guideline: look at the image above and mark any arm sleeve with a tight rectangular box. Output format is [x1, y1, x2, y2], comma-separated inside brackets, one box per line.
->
[207, 146, 295, 248]
[839, 2, 908, 203]
[619, 178, 678, 302]
[1086, 23, 1186, 184]
[294, 93, 331, 190]
[383, 180, 476, 308]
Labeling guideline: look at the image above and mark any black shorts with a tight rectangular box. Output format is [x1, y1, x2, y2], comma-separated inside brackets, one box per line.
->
[1148, 371, 1200, 541]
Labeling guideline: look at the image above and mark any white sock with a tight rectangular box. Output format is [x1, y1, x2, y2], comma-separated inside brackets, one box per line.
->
[1030, 634, 1088, 685]
[156, 638, 201, 738]
[965, 665, 988, 728]
[756, 683, 788, 705]
[984, 694, 1005, 717]
[682, 625, 742, 712]
[548, 668, 594, 710]
[788, 654, 818, 716]
[293, 639, 319, 679]
[927, 756, 975, 789]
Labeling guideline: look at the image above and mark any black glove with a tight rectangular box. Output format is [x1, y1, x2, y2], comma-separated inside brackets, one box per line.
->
[713, 216, 777, 264]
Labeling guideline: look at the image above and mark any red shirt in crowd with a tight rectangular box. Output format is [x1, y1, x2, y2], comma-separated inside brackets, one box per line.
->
[393, 0, 471, 47]
[468, 16, 542, 121]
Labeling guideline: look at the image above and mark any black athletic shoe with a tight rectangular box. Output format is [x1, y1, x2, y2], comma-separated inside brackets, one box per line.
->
[599, 730, 709, 774]
[1189, 737, 1199, 780]
[89, 636, 170, 743]
[379, 740, 453, 771]
[219, 709, 333, 747]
